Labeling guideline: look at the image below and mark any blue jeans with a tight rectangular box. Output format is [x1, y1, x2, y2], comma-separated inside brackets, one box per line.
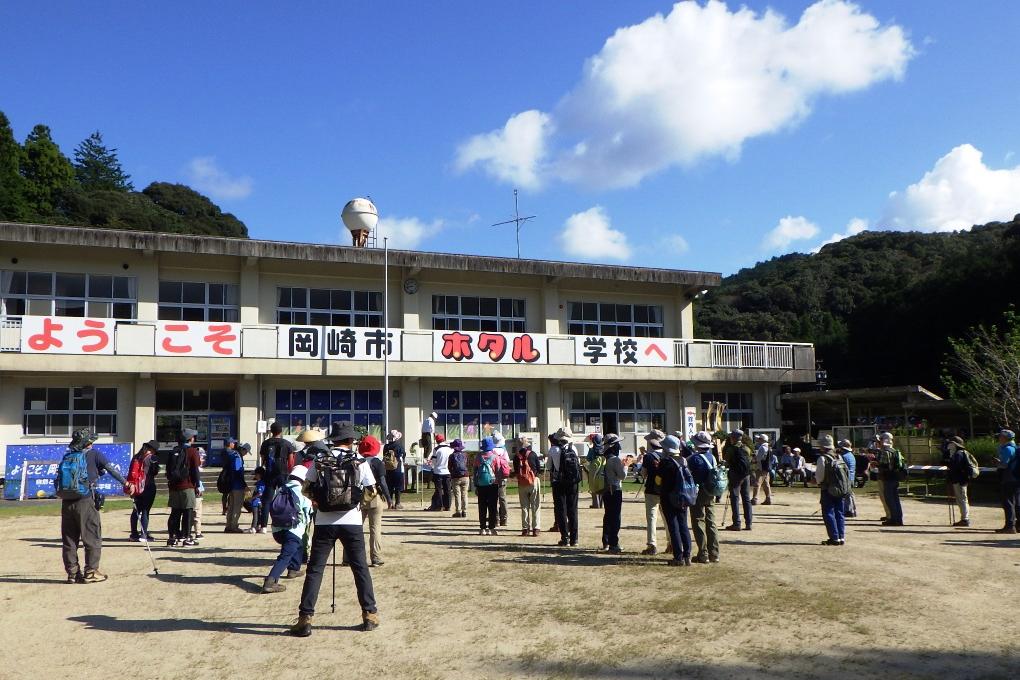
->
[820, 490, 845, 541]
[662, 502, 691, 560]
[882, 478, 903, 524]
[602, 488, 623, 548]
[269, 531, 306, 580]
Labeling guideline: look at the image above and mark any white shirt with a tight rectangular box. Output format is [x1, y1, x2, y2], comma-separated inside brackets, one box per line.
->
[306, 448, 376, 526]
[431, 444, 452, 475]
[422, 417, 435, 434]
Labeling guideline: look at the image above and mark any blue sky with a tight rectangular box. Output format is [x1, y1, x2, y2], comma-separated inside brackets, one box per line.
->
[3, 1, 1020, 275]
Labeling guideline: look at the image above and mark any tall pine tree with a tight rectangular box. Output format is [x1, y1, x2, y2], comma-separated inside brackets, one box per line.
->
[73, 130, 133, 191]
[20, 124, 75, 216]
[0, 111, 30, 219]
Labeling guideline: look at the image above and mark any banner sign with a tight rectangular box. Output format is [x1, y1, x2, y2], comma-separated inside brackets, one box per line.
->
[156, 321, 240, 357]
[573, 335, 675, 367]
[20, 317, 115, 355]
[432, 331, 547, 364]
[3, 443, 132, 500]
[684, 407, 698, 440]
[277, 325, 396, 360]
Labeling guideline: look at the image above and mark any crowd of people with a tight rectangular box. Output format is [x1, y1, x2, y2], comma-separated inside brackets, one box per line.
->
[52, 419, 1019, 634]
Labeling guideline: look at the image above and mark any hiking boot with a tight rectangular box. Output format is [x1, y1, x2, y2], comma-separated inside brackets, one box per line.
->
[66, 571, 84, 584]
[283, 568, 304, 579]
[683, 556, 692, 566]
[557, 539, 569, 547]
[995, 526, 1017, 534]
[724, 524, 742, 531]
[261, 578, 286, 594]
[361, 610, 380, 632]
[607, 546, 623, 554]
[762, 499, 773, 506]
[82, 569, 108, 584]
[289, 614, 313, 637]
[530, 529, 538, 537]
[693, 554, 710, 564]
[953, 519, 970, 528]
[521, 529, 530, 537]
[371, 560, 385, 567]
[641, 545, 657, 555]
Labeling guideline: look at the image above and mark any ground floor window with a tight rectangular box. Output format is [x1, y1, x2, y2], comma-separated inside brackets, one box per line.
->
[700, 392, 754, 430]
[569, 391, 666, 446]
[432, 389, 528, 442]
[273, 388, 383, 437]
[23, 386, 118, 436]
[155, 389, 236, 448]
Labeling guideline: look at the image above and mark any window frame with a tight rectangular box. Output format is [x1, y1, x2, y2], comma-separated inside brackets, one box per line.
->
[157, 280, 241, 322]
[273, 388, 385, 438]
[567, 301, 664, 338]
[1, 270, 136, 319]
[22, 386, 119, 437]
[431, 295, 527, 333]
[276, 287, 382, 327]
[431, 389, 529, 443]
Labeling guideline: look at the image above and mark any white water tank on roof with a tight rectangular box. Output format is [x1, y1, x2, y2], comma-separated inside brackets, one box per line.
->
[342, 198, 378, 247]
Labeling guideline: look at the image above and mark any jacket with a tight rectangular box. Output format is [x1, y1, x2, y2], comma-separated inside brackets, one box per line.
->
[722, 442, 752, 478]
[367, 456, 391, 504]
[947, 449, 971, 485]
[688, 450, 716, 487]
[999, 442, 1017, 483]
[643, 449, 662, 494]
[604, 454, 627, 491]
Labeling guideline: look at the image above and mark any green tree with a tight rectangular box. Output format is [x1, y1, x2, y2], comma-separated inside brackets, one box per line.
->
[942, 309, 1020, 429]
[73, 130, 133, 191]
[20, 124, 74, 216]
[0, 111, 31, 219]
[141, 182, 248, 237]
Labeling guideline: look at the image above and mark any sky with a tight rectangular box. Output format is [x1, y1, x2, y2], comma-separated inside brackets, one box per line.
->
[2, 1, 1020, 275]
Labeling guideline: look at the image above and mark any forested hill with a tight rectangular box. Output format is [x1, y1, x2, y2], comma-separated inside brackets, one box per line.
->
[695, 215, 1020, 390]
[0, 111, 248, 237]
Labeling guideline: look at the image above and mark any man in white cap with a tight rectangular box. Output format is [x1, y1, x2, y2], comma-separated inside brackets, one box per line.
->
[687, 431, 721, 563]
[751, 433, 774, 506]
[640, 429, 666, 555]
[996, 429, 1018, 533]
[815, 434, 848, 545]
[876, 432, 905, 526]
[548, 427, 582, 547]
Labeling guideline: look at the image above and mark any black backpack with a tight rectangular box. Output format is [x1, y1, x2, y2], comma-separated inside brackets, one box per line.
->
[556, 445, 582, 485]
[311, 450, 363, 512]
[166, 445, 192, 486]
[448, 450, 467, 477]
[728, 446, 751, 479]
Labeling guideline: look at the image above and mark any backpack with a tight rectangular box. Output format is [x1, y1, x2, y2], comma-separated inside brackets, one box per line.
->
[700, 453, 728, 498]
[55, 448, 91, 500]
[270, 485, 301, 529]
[449, 450, 468, 477]
[166, 445, 193, 486]
[962, 450, 980, 481]
[824, 454, 852, 499]
[383, 448, 399, 471]
[728, 445, 751, 479]
[517, 452, 536, 486]
[215, 457, 233, 495]
[125, 452, 150, 497]
[555, 445, 582, 485]
[883, 448, 908, 481]
[475, 455, 496, 487]
[311, 450, 363, 512]
[663, 457, 698, 509]
[589, 455, 607, 494]
[263, 439, 285, 481]
[644, 450, 662, 492]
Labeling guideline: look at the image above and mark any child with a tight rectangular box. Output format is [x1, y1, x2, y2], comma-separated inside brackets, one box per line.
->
[191, 448, 206, 541]
[247, 467, 267, 534]
[262, 465, 312, 593]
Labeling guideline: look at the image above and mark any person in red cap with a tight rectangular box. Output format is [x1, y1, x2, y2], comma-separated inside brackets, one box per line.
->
[353, 434, 390, 567]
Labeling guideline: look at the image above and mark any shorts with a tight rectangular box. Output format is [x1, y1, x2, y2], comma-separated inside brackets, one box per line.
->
[169, 488, 196, 510]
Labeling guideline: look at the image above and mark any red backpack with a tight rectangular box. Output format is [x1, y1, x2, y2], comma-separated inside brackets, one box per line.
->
[516, 452, 536, 486]
[125, 452, 150, 497]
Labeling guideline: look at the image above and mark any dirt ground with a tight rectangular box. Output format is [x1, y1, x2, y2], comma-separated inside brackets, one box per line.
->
[1, 485, 1018, 680]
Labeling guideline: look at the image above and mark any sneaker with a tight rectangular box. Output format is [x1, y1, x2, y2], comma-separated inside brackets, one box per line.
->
[453, 513, 462, 518]
[224, 527, 244, 533]
[128, 533, 140, 541]
[490, 529, 499, 536]
[607, 546, 622, 554]
[82, 569, 108, 583]
[261, 578, 286, 594]
[743, 526, 752, 531]
[666, 559, 683, 567]
[257, 528, 267, 534]
[548, 525, 559, 533]
[751, 498, 758, 506]
[521, 530, 530, 537]
[882, 520, 905, 527]
[724, 524, 742, 531]
[821, 539, 840, 546]
[166, 539, 178, 547]
[283, 568, 304, 579]
[394, 504, 404, 510]
[289, 614, 313, 637]
[557, 539, 568, 547]
[499, 520, 507, 527]
[640, 545, 657, 556]
[193, 533, 204, 540]
[371, 560, 385, 567]
[953, 519, 970, 528]
[762, 499, 772, 506]
[361, 610, 380, 632]
[182, 538, 198, 547]
[66, 571, 83, 584]
[478, 528, 486, 535]
[836, 539, 845, 545]
[709, 556, 720, 563]
[530, 529, 538, 537]
[683, 556, 692, 566]
[693, 554, 710, 564]
[568, 541, 577, 547]
[995, 526, 1017, 534]
[136, 535, 150, 543]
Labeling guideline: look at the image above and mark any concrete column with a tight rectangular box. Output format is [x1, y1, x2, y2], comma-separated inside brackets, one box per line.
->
[133, 376, 156, 447]
[677, 298, 694, 338]
[401, 377, 422, 462]
[541, 380, 563, 441]
[135, 255, 160, 321]
[402, 283, 421, 330]
[238, 378, 259, 448]
[240, 260, 260, 324]
[541, 284, 560, 334]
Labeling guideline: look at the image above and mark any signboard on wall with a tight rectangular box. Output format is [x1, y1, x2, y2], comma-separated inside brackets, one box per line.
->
[684, 407, 698, 440]
[277, 325, 396, 360]
[573, 335, 675, 367]
[155, 321, 240, 357]
[20, 317, 115, 355]
[3, 443, 132, 500]
[432, 331, 547, 364]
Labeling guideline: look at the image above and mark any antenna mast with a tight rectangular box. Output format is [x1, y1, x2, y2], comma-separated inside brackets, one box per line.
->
[491, 189, 536, 259]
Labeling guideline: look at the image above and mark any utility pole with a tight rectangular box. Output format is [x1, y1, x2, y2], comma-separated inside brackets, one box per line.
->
[491, 189, 536, 259]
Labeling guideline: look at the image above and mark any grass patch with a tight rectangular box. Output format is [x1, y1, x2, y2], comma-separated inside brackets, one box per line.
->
[0, 494, 170, 518]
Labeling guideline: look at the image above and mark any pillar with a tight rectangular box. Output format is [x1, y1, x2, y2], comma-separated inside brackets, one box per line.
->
[240, 259, 260, 324]
[133, 376, 155, 447]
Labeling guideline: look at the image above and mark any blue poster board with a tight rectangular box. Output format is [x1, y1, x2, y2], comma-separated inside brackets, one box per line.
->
[3, 443, 133, 500]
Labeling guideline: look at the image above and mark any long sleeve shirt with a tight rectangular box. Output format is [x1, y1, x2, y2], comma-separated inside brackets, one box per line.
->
[605, 455, 627, 491]
[85, 448, 127, 486]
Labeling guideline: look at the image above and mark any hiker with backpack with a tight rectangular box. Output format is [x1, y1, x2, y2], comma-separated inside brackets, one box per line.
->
[601, 433, 628, 553]
[259, 421, 297, 529]
[687, 431, 723, 564]
[426, 433, 452, 512]
[291, 421, 380, 636]
[246, 467, 268, 533]
[126, 440, 159, 542]
[57, 428, 127, 583]
[474, 436, 510, 535]
[262, 464, 313, 594]
[751, 434, 774, 506]
[946, 435, 979, 528]
[656, 435, 695, 566]
[586, 433, 605, 509]
[996, 429, 1019, 533]
[815, 435, 850, 545]
[722, 430, 753, 531]
[383, 430, 406, 510]
[448, 438, 470, 518]
[166, 428, 202, 547]
[548, 427, 582, 547]
[837, 439, 858, 518]
[513, 436, 542, 536]
[640, 429, 666, 555]
[876, 432, 906, 526]
[221, 438, 247, 533]
[492, 431, 511, 527]
[353, 435, 390, 567]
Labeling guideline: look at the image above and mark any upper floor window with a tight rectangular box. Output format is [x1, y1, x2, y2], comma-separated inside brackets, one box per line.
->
[158, 281, 240, 322]
[23, 386, 118, 436]
[277, 287, 382, 327]
[1, 271, 135, 319]
[432, 295, 526, 332]
[567, 302, 663, 338]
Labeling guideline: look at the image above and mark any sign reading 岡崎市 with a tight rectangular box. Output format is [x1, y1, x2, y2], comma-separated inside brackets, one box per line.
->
[433, 330, 547, 364]
[20, 316, 115, 355]
[278, 325, 397, 360]
[574, 335, 675, 367]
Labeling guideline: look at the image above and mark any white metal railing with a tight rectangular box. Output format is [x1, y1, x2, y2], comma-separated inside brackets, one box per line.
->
[1, 316, 22, 352]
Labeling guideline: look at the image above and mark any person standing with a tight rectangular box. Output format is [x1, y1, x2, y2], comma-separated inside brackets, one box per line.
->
[722, 430, 753, 531]
[126, 440, 159, 542]
[492, 431, 511, 527]
[260, 421, 297, 531]
[290, 422, 379, 636]
[836, 439, 858, 518]
[549, 427, 582, 547]
[751, 434, 774, 506]
[656, 435, 693, 566]
[448, 439, 470, 518]
[223, 438, 247, 533]
[262, 464, 312, 594]
[57, 428, 127, 583]
[996, 429, 1019, 533]
[601, 433, 627, 554]
[815, 435, 847, 545]
[513, 436, 542, 536]
[474, 436, 509, 535]
[166, 428, 201, 547]
[420, 410, 437, 461]
[427, 434, 452, 512]
[946, 435, 975, 528]
[382, 430, 406, 510]
[191, 448, 207, 541]
[356, 435, 389, 567]
[640, 429, 666, 555]
[688, 431, 720, 564]
[876, 432, 906, 526]
[586, 433, 605, 509]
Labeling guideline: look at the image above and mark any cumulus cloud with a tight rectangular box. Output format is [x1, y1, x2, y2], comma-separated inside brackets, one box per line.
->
[883, 144, 1020, 231]
[372, 216, 443, 250]
[661, 234, 691, 255]
[185, 156, 253, 200]
[559, 206, 632, 260]
[811, 217, 869, 252]
[457, 0, 913, 189]
[762, 216, 820, 251]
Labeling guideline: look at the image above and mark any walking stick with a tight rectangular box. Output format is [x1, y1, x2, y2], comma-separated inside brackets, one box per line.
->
[132, 500, 159, 575]
[330, 544, 337, 614]
[720, 499, 728, 528]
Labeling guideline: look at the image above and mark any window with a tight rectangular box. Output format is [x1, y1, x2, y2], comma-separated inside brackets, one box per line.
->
[568, 391, 666, 452]
[1, 271, 136, 318]
[700, 392, 754, 430]
[154, 389, 236, 448]
[432, 389, 528, 442]
[276, 287, 382, 327]
[23, 386, 118, 436]
[432, 295, 526, 332]
[567, 302, 663, 337]
[273, 388, 384, 438]
[158, 281, 240, 322]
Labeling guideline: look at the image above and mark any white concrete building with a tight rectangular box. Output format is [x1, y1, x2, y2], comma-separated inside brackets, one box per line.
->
[0, 222, 815, 470]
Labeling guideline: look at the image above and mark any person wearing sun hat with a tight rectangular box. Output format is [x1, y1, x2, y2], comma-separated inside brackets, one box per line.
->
[640, 429, 666, 555]
[383, 430, 406, 510]
[687, 431, 720, 564]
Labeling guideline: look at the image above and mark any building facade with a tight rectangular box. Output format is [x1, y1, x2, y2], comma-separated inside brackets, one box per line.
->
[0, 222, 815, 469]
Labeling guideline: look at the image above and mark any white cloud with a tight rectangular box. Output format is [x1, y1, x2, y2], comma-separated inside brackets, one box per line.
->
[762, 215, 820, 251]
[559, 206, 631, 260]
[185, 156, 253, 200]
[662, 233, 691, 255]
[371, 216, 443, 250]
[883, 144, 1020, 231]
[454, 110, 551, 189]
[811, 217, 869, 252]
[457, 0, 913, 189]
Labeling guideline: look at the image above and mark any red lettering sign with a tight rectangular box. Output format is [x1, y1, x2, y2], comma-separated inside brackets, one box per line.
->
[77, 319, 111, 353]
[440, 332, 473, 361]
[27, 318, 64, 351]
[160, 323, 193, 354]
[203, 324, 238, 356]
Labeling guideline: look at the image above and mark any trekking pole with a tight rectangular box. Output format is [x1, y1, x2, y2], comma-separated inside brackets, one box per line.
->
[720, 500, 728, 528]
[331, 544, 337, 614]
[132, 500, 159, 575]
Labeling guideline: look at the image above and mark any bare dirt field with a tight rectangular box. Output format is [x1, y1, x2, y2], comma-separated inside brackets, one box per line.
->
[2, 485, 1018, 679]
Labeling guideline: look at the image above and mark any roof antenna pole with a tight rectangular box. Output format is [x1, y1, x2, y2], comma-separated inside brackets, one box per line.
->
[492, 189, 536, 259]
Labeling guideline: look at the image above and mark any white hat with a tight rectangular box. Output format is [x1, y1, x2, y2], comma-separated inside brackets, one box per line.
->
[430, 411, 438, 420]
[819, 434, 834, 450]
[288, 464, 309, 482]
[879, 432, 894, 444]
[387, 429, 402, 442]
[297, 428, 326, 443]
[493, 431, 506, 446]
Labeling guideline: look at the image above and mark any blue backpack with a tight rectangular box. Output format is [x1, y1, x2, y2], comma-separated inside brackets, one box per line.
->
[269, 485, 301, 529]
[55, 448, 91, 500]
[700, 453, 728, 498]
[475, 456, 496, 487]
[664, 457, 698, 509]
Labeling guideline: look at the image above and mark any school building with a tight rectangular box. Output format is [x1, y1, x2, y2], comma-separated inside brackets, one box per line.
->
[0, 221, 815, 470]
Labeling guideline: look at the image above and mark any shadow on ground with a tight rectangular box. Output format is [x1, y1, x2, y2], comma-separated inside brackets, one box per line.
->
[68, 614, 362, 636]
